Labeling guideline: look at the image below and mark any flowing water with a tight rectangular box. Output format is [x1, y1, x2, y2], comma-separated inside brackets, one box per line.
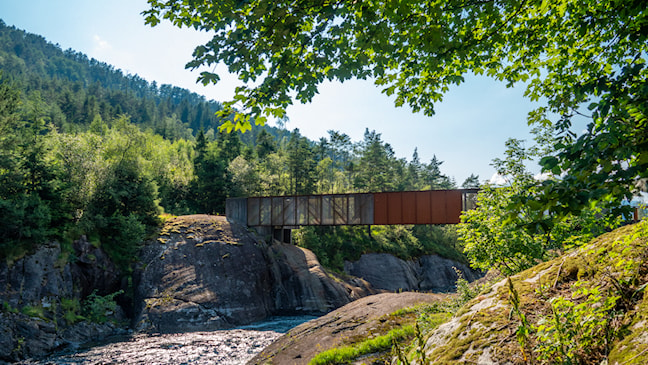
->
[22, 316, 316, 365]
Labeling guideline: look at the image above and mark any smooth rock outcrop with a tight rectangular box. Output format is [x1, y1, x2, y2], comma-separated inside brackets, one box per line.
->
[266, 243, 359, 313]
[417, 221, 648, 363]
[133, 215, 374, 333]
[249, 292, 445, 365]
[344, 252, 481, 292]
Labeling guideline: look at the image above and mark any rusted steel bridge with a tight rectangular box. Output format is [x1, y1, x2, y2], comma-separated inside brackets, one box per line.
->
[226, 189, 479, 242]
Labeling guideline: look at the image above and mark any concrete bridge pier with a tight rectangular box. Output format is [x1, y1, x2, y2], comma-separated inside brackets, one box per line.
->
[250, 226, 292, 244]
[273, 227, 293, 244]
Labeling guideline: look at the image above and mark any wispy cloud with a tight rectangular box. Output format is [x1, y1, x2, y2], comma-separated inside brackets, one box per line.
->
[93, 35, 111, 51]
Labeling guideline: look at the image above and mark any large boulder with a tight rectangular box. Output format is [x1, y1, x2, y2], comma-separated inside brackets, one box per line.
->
[417, 221, 648, 364]
[248, 292, 445, 365]
[417, 254, 481, 292]
[344, 253, 481, 292]
[343, 253, 419, 292]
[134, 215, 274, 333]
[133, 215, 374, 333]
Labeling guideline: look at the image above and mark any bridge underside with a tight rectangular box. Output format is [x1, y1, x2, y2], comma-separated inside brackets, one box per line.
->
[226, 189, 478, 242]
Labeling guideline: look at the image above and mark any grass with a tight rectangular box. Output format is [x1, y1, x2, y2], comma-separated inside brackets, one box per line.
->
[20, 304, 46, 319]
[309, 325, 416, 365]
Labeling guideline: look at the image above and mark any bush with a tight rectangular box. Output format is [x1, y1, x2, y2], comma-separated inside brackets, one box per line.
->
[20, 304, 45, 319]
[535, 288, 620, 363]
[83, 290, 123, 324]
[61, 297, 83, 325]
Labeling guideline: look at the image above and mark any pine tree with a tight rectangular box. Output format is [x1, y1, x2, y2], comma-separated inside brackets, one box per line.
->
[190, 130, 230, 213]
[286, 129, 316, 195]
[462, 174, 480, 189]
[254, 128, 276, 159]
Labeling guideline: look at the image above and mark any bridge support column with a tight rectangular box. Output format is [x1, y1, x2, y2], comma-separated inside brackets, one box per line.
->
[272, 227, 292, 244]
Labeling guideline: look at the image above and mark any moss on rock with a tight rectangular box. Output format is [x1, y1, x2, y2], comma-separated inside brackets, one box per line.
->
[420, 221, 648, 364]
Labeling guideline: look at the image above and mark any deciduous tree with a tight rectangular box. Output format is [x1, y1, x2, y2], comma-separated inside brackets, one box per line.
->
[144, 0, 648, 217]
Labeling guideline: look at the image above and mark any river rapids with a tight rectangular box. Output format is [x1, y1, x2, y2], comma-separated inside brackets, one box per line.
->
[19, 316, 316, 365]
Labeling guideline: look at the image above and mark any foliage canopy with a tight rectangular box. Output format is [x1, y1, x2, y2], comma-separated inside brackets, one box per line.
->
[144, 0, 648, 216]
[459, 131, 621, 275]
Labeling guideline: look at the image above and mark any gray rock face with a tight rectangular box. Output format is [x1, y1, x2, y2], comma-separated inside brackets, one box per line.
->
[71, 237, 121, 297]
[344, 253, 481, 292]
[133, 215, 374, 333]
[266, 243, 360, 313]
[418, 254, 482, 291]
[0, 242, 73, 310]
[343, 253, 419, 292]
[0, 237, 120, 310]
[0, 237, 124, 362]
[134, 216, 275, 333]
[0, 312, 125, 361]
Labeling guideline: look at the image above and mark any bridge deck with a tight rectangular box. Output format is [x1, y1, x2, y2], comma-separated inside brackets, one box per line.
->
[226, 189, 478, 228]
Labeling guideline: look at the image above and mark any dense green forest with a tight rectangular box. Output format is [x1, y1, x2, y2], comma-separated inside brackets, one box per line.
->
[0, 20, 475, 270]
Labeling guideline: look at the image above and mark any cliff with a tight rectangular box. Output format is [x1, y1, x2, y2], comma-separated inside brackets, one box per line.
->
[0, 238, 126, 362]
[133, 215, 375, 333]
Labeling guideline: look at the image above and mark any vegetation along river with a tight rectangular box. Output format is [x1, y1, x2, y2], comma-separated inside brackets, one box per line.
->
[19, 316, 316, 365]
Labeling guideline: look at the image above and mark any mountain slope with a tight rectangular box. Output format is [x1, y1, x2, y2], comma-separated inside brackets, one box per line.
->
[0, 18, 292, 142]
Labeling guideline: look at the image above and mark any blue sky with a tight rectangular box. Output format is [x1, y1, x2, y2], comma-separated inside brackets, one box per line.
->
[0, 0, 549, 184]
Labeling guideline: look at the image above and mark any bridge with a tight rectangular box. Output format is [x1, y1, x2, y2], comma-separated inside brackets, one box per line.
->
[226, 189, 479, 243]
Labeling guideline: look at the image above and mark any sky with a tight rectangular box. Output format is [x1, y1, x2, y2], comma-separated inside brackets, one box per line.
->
[0, 0, 549, 185]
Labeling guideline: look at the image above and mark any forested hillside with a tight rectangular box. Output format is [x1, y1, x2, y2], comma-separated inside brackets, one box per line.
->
[0, 20, 474, 271]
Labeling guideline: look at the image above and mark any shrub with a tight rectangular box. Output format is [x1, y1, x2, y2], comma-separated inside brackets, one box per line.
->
[20, 305, 45, 319]
[61, 297, 83, 325]
[535, 288, 620, 363]
[83, 290, 123, 324]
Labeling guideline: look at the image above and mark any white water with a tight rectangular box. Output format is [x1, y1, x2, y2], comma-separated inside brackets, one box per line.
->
[22, 316, 316, 365]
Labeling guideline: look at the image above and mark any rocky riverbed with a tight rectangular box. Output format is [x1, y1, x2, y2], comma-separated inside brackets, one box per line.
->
[17, 316, 316, 365]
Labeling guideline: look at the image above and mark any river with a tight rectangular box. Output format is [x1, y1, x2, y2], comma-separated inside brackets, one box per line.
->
[20, 316, 316, 365]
